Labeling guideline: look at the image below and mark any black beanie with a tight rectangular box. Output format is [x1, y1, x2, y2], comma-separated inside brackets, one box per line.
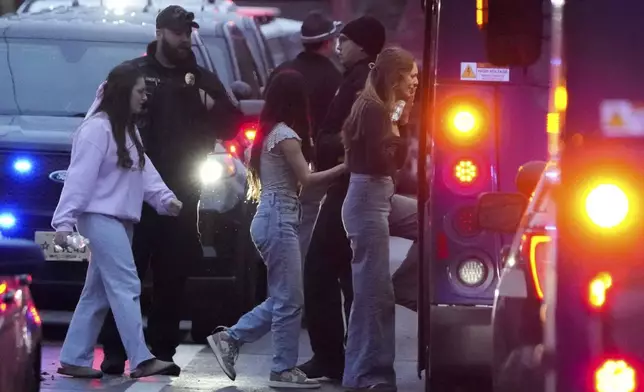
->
[340, 16, 386, 57]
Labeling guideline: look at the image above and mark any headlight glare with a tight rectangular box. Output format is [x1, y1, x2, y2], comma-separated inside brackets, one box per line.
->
[200, 160, 224, 184]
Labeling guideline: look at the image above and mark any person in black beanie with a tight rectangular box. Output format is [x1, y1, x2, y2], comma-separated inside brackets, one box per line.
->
[299, 15, 387, 380]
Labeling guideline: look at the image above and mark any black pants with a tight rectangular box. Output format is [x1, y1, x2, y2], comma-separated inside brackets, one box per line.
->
[303, 179, 353, 370]
[98, 194, 202, 362]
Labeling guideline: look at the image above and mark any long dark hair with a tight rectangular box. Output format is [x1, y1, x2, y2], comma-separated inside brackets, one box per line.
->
[342, 46, 415, 149]
[247, 70, 312, 200]
[96, 62, 146, 170]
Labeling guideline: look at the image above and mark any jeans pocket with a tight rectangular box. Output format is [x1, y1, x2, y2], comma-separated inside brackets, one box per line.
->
[277, 203, 298, 214]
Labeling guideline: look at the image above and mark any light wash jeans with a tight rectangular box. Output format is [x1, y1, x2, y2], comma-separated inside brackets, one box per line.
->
[228, 191, 303, 373]
[59, 213, 153, 369]
[341, 174, 397, 389]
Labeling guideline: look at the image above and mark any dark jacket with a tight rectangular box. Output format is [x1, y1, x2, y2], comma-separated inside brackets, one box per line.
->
[131, 41, 243, 195]
[265, 51, 342, 140]
[315, 57, 375, 171]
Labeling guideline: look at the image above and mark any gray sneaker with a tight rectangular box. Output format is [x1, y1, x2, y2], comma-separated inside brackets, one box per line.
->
[268, 367, 321, 389]
[207, 327, 240, 381]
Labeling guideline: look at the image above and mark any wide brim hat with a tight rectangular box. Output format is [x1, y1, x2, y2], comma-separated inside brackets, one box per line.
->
[300, 11, 342, 43]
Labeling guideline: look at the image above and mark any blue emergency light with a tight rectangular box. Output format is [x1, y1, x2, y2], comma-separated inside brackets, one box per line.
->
[13, 158, 33, 174]
[0, 213, 16, 230]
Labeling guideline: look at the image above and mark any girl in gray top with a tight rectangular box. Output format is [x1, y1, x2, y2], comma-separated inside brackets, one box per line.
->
[207, 70, 345, 388]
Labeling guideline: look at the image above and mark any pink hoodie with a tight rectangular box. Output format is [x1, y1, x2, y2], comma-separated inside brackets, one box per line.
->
[51, 83, 175, 232]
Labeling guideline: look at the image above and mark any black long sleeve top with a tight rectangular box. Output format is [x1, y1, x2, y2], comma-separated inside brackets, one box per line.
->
[345, 100, 406, 177]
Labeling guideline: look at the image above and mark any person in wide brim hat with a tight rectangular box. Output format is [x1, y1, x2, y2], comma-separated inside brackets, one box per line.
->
[300, 11, 343, 44]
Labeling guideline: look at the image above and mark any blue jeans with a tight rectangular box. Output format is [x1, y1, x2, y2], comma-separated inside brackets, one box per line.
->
[342, 174, 396, 388]
[228, 192, 303, 373]
[59, 213, 153, 369]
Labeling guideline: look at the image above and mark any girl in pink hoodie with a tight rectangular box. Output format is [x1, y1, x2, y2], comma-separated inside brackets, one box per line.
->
[52, 62, 182, 379]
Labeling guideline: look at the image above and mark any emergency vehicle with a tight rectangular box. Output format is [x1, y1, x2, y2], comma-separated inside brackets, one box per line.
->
[437, 0, 644, 391]
[416, 0, 549, 389]
[547, 0, 644, 391]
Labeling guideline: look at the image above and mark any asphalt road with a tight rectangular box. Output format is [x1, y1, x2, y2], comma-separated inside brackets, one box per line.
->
[39, 238, 425, 392]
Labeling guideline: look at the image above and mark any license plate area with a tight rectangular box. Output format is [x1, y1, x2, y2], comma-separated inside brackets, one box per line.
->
[34, 231, 90, 262]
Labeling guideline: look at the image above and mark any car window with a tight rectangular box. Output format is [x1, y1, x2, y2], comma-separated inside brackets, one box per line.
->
[193, 46, 207, 68]
[202, 36, 235, 87]
[267, 37, 286, 66]
[240, 24, 268, 82]
[0, 38, 203, 116]
[227, 25, 261, 99]
[256, 23, 276, 71]
[280, 35, 301, 62]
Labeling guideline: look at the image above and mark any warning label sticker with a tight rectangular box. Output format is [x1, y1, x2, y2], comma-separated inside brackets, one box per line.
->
[600, 100, 644, 136]
[460, 62, 510, 82]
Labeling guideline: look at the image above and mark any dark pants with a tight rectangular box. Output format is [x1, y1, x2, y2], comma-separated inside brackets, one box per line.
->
[98, 194, 202, 362]
[303, 179, 418, 372]
[303, 180, 353, 370]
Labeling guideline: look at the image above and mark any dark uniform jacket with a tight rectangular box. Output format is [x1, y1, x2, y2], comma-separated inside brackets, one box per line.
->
[131, 41, 243, 198]
[266, 51, 342, 141]
[315, 57, 375, 171]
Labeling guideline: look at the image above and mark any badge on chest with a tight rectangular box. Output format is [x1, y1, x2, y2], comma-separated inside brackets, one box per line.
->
[185, 72, 195, 86]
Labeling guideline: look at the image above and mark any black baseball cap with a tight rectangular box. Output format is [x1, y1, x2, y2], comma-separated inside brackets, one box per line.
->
[156, 5, 200, 33]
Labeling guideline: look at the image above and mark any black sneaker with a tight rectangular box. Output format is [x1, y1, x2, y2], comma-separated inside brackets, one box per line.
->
[297, 358, 343, 381]
[158, 362, 181, 376]
[100, 357, 125, 376]
[151, 353, 182, 376]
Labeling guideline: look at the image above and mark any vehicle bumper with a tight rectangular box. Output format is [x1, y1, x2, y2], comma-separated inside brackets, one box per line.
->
[430, 304, 493, 374]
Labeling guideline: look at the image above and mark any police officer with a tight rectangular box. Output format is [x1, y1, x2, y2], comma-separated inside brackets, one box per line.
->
[299, 16, 387, 380]
[265, 11, 342, 259]
[98, 5, 242, 376]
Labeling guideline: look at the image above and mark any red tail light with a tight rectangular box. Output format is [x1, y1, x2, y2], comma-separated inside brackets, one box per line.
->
[224, 140, 241, 157]
[520, 230, 552, 299]
[224, 121, 258, 158]
[240, 122, 258, 147]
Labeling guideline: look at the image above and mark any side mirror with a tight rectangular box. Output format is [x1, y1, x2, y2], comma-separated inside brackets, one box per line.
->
[230, 81, 253, 101]
[476, 192, 528, 233]
[0, 239, 45, 275]
[516, 160, 547, 198]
